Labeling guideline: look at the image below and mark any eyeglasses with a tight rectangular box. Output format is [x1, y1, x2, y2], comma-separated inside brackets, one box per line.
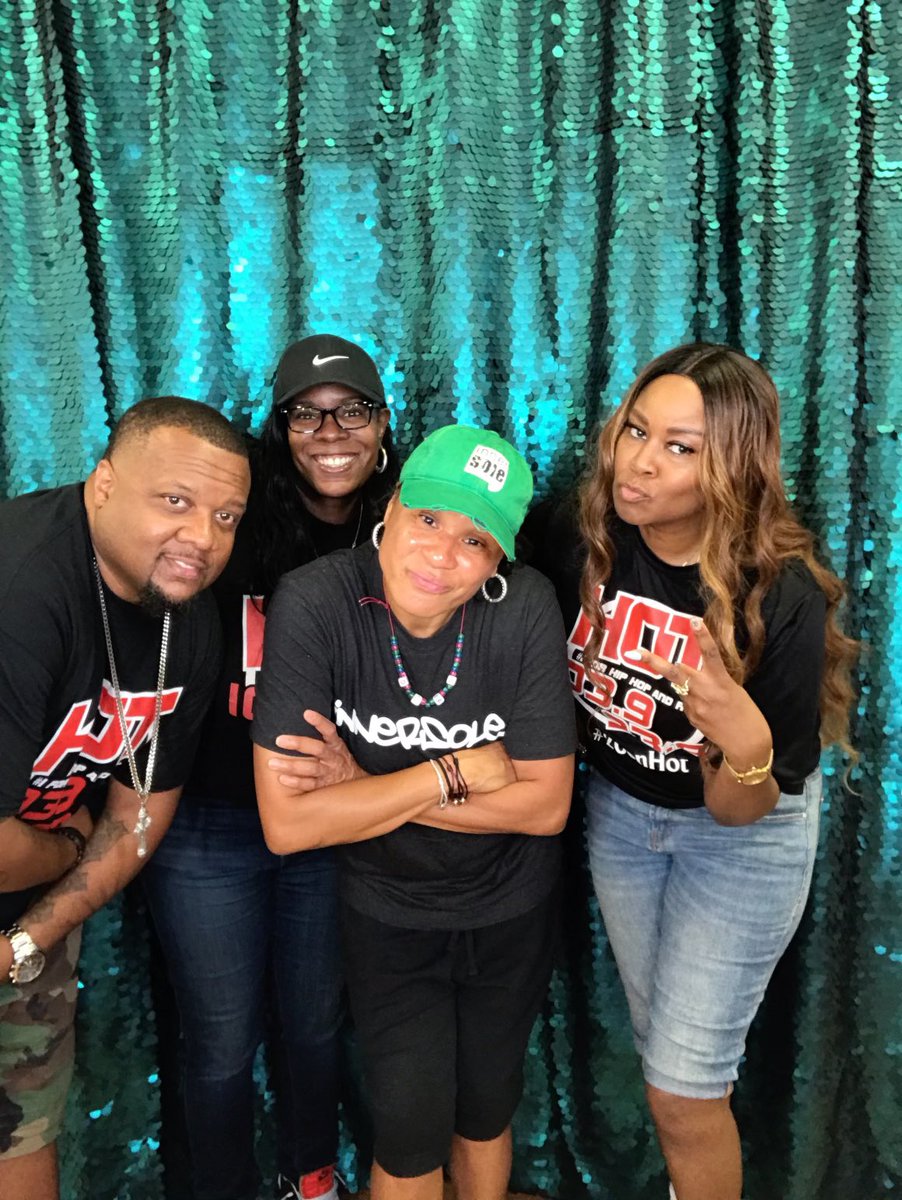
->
[280, 399, 381, 435]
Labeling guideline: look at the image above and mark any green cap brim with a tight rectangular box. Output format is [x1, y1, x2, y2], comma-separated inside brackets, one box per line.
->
[399, 478, 517, 558]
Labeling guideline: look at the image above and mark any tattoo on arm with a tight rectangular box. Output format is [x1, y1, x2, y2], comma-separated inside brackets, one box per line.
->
[22, 809, 132, 930]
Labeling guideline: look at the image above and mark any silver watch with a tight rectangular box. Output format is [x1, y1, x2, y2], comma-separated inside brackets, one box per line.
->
[3, 923, 46, 985]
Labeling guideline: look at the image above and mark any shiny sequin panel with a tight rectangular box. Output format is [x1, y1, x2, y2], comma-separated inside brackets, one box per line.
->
[0, 0, 898, 1197]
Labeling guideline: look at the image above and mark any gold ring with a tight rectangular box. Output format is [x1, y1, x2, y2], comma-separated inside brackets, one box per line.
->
[672, 678, 691, 697]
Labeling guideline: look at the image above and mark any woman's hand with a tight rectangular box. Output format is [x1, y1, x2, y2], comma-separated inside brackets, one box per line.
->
[453, 741, 518, 794]
[266, 710, 368, 793]
[624, 618, 773, 772]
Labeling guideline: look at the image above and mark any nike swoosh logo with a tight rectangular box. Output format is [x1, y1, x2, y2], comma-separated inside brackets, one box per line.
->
[312, 354, 350, 366]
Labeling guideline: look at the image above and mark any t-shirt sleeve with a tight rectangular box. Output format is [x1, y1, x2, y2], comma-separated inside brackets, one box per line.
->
[743, 575, 827, 791]
[499, 573, 577, 761]
[251, 566, 336, 752]
[112, 600, 224, 795]
[0, 623, 67, 819]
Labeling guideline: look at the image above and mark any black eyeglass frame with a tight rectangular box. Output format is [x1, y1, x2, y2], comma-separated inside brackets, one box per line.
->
[279, 398, 384, 435]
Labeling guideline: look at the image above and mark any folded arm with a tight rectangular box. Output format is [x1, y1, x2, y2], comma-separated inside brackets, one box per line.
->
[413, 754, 574, 836]
[254, 742, 448, 854]
[256, 710, 568, 849]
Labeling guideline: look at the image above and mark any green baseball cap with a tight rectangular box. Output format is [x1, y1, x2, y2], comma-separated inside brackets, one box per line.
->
[399, 425, 534, 559]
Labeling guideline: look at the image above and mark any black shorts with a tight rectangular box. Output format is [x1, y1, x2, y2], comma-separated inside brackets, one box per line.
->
[340, 893, 559, 1178]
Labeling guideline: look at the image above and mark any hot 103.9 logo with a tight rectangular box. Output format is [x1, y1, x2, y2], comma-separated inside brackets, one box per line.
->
[568, 589, 705, 761]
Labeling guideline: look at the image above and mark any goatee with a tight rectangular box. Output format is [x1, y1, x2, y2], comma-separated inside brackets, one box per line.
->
[137, 583, 193, 619]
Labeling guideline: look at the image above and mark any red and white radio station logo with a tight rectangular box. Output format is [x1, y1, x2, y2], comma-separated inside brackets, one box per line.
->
[20, 680, 183, 826]
[228, 595, 265, 721]
[568, 588, 704, 770]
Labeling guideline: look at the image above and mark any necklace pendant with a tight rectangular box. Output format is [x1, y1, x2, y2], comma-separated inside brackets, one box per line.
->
[134, 802, 152, 858]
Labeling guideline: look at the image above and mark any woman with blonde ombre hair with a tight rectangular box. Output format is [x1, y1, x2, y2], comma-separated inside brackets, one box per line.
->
[529, 343, 856, 1200]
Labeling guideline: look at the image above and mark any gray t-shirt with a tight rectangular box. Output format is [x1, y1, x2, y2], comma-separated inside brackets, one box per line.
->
[252, 544, 576, 929]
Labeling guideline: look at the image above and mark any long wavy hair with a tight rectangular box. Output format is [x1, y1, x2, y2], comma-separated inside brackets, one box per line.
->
[579, 342, 856, 753]
[245, 406, 400, 603]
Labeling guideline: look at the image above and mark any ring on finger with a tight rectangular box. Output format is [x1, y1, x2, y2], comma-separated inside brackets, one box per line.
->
[672, 678, 691, 697]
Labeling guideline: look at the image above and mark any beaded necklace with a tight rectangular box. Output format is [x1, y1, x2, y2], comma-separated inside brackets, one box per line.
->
[359, 595, 466, 708]
[387, 604, 466, 707]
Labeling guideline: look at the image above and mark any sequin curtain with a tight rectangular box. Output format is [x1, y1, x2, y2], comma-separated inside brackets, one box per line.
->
[1, 1, 899, 1197]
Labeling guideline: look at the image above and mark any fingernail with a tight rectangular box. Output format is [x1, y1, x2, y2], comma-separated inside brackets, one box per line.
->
[622, 650, 643, 661]
[690, 617, 701, 629]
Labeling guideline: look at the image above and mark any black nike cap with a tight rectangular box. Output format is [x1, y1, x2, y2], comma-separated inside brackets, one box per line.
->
[273, 334, 386, 409]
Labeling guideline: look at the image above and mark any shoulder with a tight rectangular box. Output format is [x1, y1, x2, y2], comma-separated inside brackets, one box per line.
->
[762, 558, 826, 619]
[0, 483, 84, 565]
[0, 484, 88, 619]
[508, 562, 558, 603]
[752, 558, 827, 654]
[267, 547, 369, 624]
[497, 565, 565, 632]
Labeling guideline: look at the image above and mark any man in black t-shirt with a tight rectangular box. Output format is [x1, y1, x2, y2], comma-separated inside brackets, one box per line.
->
[0, 398, 250, 1200]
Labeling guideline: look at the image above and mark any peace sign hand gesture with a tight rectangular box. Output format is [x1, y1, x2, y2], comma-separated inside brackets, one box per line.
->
[623, 617, 773, 776]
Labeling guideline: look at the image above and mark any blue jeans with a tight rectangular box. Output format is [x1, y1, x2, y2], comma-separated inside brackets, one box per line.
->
[142, 801, 342, 1200]
[586, 769, 821, 1099]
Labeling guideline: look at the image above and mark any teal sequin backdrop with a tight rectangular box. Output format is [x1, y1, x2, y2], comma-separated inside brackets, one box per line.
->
[1, 1, 899, 1197]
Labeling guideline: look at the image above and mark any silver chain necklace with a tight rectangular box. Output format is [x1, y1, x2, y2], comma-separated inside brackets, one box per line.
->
[93, 559, 171, 858]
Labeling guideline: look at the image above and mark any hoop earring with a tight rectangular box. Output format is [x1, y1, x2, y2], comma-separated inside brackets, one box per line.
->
[371, 521, 385, 550]
[480, 573, 507, 604]
[374, 445, 388, 475]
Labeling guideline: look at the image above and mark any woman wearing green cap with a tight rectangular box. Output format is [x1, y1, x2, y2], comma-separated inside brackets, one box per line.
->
[252, 425, 576, 1200]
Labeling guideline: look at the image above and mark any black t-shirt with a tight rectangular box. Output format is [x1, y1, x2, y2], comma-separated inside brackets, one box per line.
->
[185, 506, 372, 805]
[0, 484, 221, 926]
[252, 545, 576, 929]
[527, 498, 826, 808]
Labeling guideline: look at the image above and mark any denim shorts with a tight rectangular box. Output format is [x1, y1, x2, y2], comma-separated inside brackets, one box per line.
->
[586, 769, 821, 1100]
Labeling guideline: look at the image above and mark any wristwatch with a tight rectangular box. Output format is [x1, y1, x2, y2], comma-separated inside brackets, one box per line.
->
[3, 924, 46, 985]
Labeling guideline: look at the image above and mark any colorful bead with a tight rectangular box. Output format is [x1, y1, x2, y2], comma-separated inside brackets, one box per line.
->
[387, 605, 467, 708]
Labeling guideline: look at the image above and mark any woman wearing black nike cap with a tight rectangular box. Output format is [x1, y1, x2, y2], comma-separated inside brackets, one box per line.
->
[143, 335, 400, 1200]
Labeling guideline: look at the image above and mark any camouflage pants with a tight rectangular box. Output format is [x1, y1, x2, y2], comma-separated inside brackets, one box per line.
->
[0, 928, 81, 1159]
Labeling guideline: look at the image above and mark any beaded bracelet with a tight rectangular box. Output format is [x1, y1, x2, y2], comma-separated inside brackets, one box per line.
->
[54, 825, 87, 868]
[442, 753, 469, 806]
[429, 758, 449, 808]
